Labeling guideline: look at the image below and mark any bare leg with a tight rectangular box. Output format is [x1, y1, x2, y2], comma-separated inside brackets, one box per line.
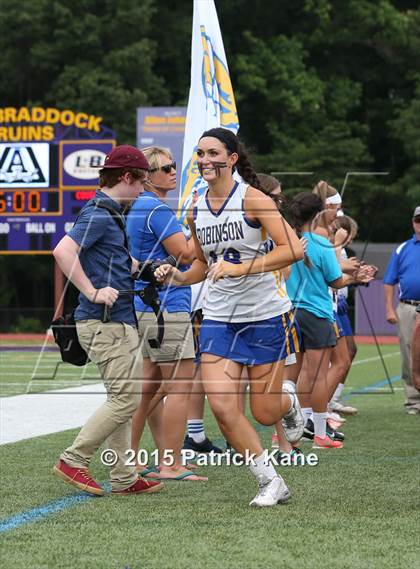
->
[146, 398, 164, 451]
[131, 358, 162, 463]
[238, 367, 249, 414]
[297, 348, 332, 413]
[157, 358, 207, 480]
[345, 334, 358, 363]
[248, 360, 291, 425]
[326, 337, 351, 401]
[187, 364, 205, 418]
[284, 352, 304, 384]
[201, 354, 263, 455]
[274, 422, 293, 453]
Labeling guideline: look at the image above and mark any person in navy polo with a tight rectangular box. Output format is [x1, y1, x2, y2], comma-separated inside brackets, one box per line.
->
[52, 145, 163, 495]
[384, 206, 420, 414]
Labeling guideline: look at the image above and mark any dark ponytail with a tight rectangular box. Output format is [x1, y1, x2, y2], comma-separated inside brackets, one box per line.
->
[289, 192, 323, 268]
[235, 140, 263, 190]
[289, 192, 323, 232]
[199, 127, 263, 190]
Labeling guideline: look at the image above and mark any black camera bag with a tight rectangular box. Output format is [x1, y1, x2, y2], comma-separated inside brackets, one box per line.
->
[51, 311, 90, 366]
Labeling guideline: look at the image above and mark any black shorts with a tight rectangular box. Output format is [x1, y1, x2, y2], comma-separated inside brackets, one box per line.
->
[295, 308, 337, 351]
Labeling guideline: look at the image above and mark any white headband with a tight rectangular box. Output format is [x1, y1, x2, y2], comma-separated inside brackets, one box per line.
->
[325, 193, 342, 206]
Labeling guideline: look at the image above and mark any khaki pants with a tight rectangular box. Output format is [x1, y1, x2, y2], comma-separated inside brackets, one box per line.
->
[396, 303, 420, 411]
[61, 320, 142, 490]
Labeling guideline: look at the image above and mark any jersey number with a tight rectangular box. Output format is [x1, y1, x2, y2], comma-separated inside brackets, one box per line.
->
[209, 247, 241, 264]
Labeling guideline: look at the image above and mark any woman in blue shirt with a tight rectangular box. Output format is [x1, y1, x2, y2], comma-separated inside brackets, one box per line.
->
[126, 146, 206, 481]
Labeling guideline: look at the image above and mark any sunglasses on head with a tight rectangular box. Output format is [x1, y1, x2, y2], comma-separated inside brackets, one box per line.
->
[150, 161, 176, 174]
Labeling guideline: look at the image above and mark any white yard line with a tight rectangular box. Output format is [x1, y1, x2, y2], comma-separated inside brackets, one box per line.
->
[352, 351, 400, 366]
[0, 382, 106, 445]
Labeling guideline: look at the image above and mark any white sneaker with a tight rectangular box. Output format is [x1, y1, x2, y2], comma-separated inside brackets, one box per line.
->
[327, 409, 346, 423]
[326, 411, 346, 429]
[249, 475, 291, 507]
[407, 408, 420, 415]
[282, 380, 305, 443]
[329, 399, 357, 415]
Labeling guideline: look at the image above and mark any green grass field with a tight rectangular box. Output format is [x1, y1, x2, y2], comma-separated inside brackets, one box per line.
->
[1, 344, 419, 569]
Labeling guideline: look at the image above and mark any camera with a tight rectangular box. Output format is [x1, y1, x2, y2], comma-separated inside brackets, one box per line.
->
[132, 255, 177, 287]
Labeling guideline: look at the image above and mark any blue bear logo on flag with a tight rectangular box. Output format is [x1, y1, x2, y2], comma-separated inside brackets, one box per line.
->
[179, 25, 239, 221]
[200, 25, 239, 130]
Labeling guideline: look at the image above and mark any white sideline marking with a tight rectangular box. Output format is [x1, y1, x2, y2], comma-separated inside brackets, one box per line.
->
[0, 383, 106, 445]
[0, 350, 401, 446]
[352, 351, 400, 366]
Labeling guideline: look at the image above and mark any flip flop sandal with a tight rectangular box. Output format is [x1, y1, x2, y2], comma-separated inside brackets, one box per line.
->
[157, 471, 207, 482]
[136, 466, 159, 478]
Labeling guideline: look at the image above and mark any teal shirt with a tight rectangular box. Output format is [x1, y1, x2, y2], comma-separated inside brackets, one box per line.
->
[287, 232, 342, 322]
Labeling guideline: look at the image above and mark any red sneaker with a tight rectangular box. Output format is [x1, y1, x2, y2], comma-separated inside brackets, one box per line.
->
[111, 477, 164, 495]
[313, 435, 344, 449]
[53, 459, 105, 496]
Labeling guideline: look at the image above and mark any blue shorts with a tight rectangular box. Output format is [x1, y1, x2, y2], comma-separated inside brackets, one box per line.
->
[336, 298, 353, 337]
[199, 311, 300, 365]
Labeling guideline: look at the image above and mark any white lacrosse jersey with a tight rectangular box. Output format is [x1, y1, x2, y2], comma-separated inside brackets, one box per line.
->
[337, 248, 349, 300]
[193, 181, 291, 322]
[190, 280, 209, 312]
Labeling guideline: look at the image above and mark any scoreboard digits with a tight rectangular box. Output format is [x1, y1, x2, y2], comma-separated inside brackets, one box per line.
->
[0, 190, 60, 215]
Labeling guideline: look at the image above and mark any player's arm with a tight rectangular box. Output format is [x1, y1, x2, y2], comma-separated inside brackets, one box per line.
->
[154, 209, 208, 286]
[341, 257, 361, 274]
[207, 188, 304, 282]
[330, 271, 372, 289]
[282, 235, 308, 279]
[53, 235, 118, 306]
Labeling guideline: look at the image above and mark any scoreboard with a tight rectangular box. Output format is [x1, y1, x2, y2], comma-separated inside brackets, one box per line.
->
[0, 108, 115, 254]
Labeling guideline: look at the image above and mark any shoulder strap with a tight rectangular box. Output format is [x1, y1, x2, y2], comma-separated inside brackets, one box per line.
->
[92, 199, 125, 230]
[92, 199, 129, 249]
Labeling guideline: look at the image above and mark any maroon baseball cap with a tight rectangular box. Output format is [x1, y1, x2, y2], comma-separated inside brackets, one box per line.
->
[99, 145, 150, 170]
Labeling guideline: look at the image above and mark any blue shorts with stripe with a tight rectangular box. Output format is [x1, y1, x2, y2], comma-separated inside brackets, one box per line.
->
[199, 311, 301, 365]
[335, 298, 353, 337]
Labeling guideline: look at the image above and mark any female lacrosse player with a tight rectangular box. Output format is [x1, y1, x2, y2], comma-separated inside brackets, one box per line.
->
[155, 128, 305, 507]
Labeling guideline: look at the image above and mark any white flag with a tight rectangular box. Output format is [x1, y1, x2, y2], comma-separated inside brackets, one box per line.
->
[178, 0, 239, 221]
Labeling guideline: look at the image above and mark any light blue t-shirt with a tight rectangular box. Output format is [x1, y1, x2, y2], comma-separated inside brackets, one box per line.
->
[287, 232, 342, 322]
[126, 191, 191, 313]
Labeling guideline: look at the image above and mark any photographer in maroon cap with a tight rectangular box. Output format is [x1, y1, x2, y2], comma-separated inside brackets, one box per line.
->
[52, 145, 164, 496]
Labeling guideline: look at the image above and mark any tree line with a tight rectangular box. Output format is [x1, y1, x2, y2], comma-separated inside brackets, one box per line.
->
[1, 0, 419, 328]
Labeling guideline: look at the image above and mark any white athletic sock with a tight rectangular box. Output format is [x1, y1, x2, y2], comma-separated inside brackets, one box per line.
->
[283, 379, 294, 414]
[302, 407, 313, 426]
[187, 419, 206, 443]
[313, 412, 327, 438]
[332, 383, 344, 401]
[249, 452, 277, 485]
